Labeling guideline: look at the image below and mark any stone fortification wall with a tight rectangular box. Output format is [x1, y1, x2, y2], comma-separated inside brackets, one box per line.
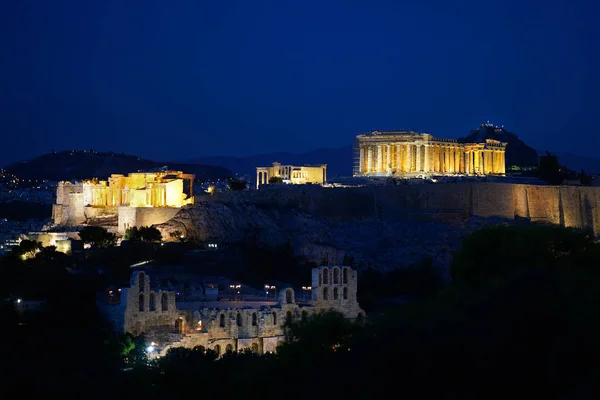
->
[66, 193, 85, 225]
[204, 183, 600, 236]
[117, 207, 181, 235]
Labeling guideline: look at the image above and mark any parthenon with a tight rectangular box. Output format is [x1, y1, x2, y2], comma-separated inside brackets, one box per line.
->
[354, 131, 507, 177]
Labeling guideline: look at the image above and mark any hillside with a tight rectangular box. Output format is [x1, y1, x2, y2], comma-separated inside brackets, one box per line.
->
[3, 150, 233, 182]
[458, 124, 539, 168]
[540, 151, 600, 174]
[187, 145, 354, 178]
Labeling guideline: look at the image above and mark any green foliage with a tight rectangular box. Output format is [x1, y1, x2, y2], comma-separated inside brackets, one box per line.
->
[537, 151, 563, 185]
[227, 179, 247, 191]
[268, 176, 283, 184]
[278, 311, 357, 358]
[79, 226, 117, 248]
[125, 226, 162, 242]
[12, 239, 42, 258]
[451, 224, 600, 290]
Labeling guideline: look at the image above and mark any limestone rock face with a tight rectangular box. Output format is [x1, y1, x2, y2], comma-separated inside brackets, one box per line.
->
[154, 201, 512, 280]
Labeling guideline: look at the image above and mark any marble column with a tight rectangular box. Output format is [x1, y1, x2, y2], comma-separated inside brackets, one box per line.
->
[367, 147, 373, 173]
[396, 144, 402, 172]
[423, 145, 429, 172]
[359, 147, 365, 173]
[386, 144, 391, 172]
[376, 145, 382, 172]
[415, 145, 422, 172]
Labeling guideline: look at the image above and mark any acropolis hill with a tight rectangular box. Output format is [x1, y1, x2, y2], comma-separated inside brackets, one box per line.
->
[151, 183, 600, 275]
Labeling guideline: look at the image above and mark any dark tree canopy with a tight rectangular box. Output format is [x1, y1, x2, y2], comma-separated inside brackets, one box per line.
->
[79, 226, 117, 248]
[125, 226, 162, 242]
[268, 176, 283, 184]
[11, 239, 42, 258]
[537, 151, 563, 185]
[451, 224, 600, 290]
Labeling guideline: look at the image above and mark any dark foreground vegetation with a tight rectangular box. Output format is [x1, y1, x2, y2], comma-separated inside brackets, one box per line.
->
[2, 224, 600, 398]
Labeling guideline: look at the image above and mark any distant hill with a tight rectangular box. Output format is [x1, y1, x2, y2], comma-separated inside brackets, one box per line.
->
[187, 145, 354, 178]
[3, 150, 233, 182]
[537, 151, 600, 174]
[458, 124, 539, 168]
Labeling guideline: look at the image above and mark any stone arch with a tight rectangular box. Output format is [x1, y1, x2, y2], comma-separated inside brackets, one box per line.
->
[343, 268, 348, 284]
[323, 287, 329, 300]
[285, 289, 293, 304]
[333, 268, 340, 284]
[272, 312, 277, 325]
[334, 287, 339, 300]
[236, 312, 242, 327]
[322, 268, 329, 284]
[251, 343, 259, 353]
[175, 317, 184, 334]
[220, 313, 226, 328]
[214, 344, 221, 356]
[226, 344, 233, 353]
[139, 272, 145, 292]
[252, 312, 258, 326]
[161, 292, 168, 311]
[343, 287, 348, 300]
[286, 311, 292, 323]
[139, 293, 144, 312]
[149, 293, 156, 311]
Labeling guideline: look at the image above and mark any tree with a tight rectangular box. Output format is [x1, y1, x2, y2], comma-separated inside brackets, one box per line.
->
[227, 180, 247, 191]
[537, 151, 563, 185]
[79, 226, 117, 248]
[125, 226, 162, 242]
[12, 239, 42, 259]
[451, 224, 600, 290]
[268, 176, 283, 184]
[579, 169, 593, 185]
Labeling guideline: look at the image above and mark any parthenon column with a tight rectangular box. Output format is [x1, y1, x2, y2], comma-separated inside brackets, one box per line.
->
[367, 147, 373, 173]
[359, 146, 365, 173]
[395, 144, 402, 173]
[415, 145, 422, 172]
[406, 144, 413, 172]
[376, 145, 382, 173]
[500, 151, 506, 174]
[386, 144, 391, 172]
[423, 145, 429, 172]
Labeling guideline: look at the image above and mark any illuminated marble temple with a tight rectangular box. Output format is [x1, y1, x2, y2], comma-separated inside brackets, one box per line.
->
[52, 170, 195, 232]
[256, 162, 327, 189]
[353, 130, 507, 177]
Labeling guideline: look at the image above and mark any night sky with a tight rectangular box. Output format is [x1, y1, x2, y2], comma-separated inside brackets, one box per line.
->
[1, 0, 598, 165]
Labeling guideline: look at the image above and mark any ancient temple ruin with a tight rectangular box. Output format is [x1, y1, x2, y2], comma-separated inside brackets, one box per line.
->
[97, 266, 365, 357]
[354, 130, 507, 177]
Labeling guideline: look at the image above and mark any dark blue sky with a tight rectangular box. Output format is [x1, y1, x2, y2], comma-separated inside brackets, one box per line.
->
[1, 0, 598, 164]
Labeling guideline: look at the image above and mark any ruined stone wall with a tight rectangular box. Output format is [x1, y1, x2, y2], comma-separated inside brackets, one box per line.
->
[103, 269, 364, 357]
[121, 271, 181, 335]
[52, 204, 68, 225]
[117, 207, 180, 235]
[84, 206, 118, 219]
[66, 193, 85, 225]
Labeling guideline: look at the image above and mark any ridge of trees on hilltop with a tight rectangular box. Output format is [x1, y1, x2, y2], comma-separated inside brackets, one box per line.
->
[3, 150, 233, 182]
